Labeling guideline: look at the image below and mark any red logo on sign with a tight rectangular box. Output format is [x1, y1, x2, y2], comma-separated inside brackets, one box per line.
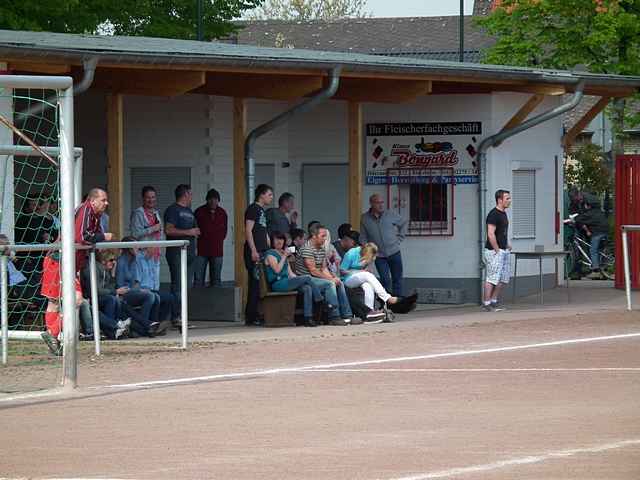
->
[395, 150, 459, 168]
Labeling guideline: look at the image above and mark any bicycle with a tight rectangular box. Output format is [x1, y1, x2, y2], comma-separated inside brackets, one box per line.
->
[564, 220, 615, 280]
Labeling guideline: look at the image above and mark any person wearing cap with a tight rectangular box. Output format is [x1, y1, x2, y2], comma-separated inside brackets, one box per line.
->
[194, 188, 228, 287]
[333, 223, 353, 258]
[574, 192, 609, 279]
[335, 228, 360, 258]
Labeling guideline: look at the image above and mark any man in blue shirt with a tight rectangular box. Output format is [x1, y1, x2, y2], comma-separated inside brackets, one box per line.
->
[164, 184, 200, 302]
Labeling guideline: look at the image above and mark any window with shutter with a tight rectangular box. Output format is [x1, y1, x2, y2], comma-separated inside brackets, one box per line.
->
[512, 170, 536, 239]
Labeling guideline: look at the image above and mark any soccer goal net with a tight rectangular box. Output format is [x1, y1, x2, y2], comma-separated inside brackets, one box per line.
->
[0, 74, 78, 393]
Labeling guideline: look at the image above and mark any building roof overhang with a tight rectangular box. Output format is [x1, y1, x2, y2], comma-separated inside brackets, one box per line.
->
[1, 30, 639, 101]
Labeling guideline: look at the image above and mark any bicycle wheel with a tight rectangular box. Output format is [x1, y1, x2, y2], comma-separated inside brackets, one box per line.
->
[598, 245, 615, 280]
[567, 243, 588, 277]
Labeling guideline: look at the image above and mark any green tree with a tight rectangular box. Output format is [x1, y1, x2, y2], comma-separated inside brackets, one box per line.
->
[246, 0, 369, 21]
[0, 0, 263, 40]
[565, 144, 612, 195]
[476, 0, 640, 130]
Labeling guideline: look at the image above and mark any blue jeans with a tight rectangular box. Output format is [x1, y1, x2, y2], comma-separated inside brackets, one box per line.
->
[272, 275, 323, 318]
[375, 252, 404, 297]
[152, 290, 178, 322]
[78, 300, 94, 336]
[122, 289, 156, 336]
[194, 256, 223, 287]
[309, 277, 353, 319]
[99, 294, 119, 321]
[166, 248, 196, 300]
[590, 234, 606, 270]
[97, 295, 123, 339]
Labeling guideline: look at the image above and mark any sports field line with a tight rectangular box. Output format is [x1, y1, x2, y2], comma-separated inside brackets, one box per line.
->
[307, 367, 640, 373]
[92, 331, 640, 391]
[383, 438, 640, 480]
[2, 331, 638, 404]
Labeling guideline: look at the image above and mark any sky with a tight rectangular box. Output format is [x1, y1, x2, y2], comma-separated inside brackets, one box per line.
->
[365, 0, 476, 17]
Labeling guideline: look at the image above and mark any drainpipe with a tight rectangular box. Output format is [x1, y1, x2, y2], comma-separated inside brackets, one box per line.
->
[244, 67, 341, 204]
[19, 57, 98, 121]
[476, 80, 585, 303]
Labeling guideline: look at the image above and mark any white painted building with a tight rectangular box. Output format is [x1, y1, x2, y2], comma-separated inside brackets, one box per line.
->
[2, 31, 639, 304]
[74, 90, 566, 300]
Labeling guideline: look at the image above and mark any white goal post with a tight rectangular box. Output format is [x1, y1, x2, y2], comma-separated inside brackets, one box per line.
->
[621, 225, 640, 311]
[0, 75, 78, 387]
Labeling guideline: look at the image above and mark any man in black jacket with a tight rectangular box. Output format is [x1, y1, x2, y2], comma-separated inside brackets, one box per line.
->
[574, 193, 609, 279]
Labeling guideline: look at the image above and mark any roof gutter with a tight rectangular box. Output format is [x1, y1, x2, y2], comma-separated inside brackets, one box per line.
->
[476, 79, 585, 304]
[18, 56, 98, 121]
[244, 66, 341, 205]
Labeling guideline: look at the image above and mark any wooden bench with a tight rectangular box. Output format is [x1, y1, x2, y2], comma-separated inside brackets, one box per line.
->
[259, 264, 297, 327]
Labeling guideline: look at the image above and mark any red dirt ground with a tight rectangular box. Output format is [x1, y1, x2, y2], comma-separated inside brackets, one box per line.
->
[1, 309, 639, 479]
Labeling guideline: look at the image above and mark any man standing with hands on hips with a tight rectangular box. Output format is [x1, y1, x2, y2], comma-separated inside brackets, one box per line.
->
[483, 189, 512, 312]
[360, 194, 407, 297]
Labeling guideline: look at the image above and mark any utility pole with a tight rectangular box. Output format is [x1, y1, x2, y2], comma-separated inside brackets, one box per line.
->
[459, 0, 464, 62]
[197, 0, 204, 41]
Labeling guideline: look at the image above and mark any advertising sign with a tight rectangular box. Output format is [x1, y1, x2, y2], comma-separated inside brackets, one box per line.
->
[365, 122, 481, 185]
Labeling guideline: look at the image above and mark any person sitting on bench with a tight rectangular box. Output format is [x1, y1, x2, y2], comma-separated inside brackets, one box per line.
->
[116, 239, 161, 337]
[264, 231, 323, 327]
[80, 249, 131, 340]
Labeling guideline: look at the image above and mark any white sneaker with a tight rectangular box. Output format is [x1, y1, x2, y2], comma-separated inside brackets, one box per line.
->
[115, 319, 130, 340]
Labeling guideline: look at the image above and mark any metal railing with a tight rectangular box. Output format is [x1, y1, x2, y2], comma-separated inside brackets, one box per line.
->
[1, 239, 190, 365]
[621, 225, 640, 311]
